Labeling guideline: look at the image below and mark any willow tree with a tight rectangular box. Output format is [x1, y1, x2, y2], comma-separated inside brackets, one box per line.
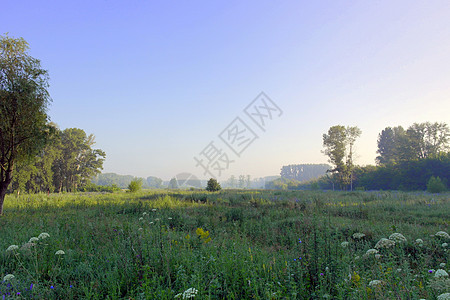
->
[0, 35, 51, 215]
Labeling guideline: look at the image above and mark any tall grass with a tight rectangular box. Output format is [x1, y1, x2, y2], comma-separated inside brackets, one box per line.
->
[1, 190, 449, 299]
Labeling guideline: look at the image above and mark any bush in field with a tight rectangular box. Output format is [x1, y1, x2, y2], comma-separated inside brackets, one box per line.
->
[128, 178, 143, 192]
[427, 176, 447, 193]
[206, 178, 221, 192]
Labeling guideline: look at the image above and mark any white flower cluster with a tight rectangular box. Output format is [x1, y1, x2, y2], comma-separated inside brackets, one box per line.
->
[415, 239, 424, 246]
[175, 287, 198, 299]
[435, 231, 450, 239]
[341, 241, 349, 248]
[368, 280, 382, 287]
[364, 249, 379, 256]
[375, 238, 395, 249]
[55, 250, 65, 255]
[352, 233, 366, 239]
[6, 245, 19, 252]
[443, 243, 448, 248]
[389, 233, 407, 243]
[435, 269, 449, 278]
[29, 237, 39, 243]
[437, 293, 450, 300]
[3, 274, 15, 281]
[38, 232, 50, 240]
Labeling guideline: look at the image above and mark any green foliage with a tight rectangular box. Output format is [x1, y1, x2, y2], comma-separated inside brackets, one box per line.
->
[128, 178, 143, 193]
[377, 122, 449, 165]
[322, 125, 361, 190]
[0, 34, 52, 214]
[78, 183, 121, 193]
[206, 178, 221, 192]
[354, 154, 450, 191]
[8, 127, 106, 195]
[427, 176, 447, 193]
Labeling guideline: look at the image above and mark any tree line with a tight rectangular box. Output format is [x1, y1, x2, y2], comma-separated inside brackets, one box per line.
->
[9, 126, 105, 194]
[1, 35, 106, 215]
[271, 122, 449, 192]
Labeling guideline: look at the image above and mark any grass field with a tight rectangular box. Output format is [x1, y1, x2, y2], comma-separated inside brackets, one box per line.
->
[1, 190, 449, 299]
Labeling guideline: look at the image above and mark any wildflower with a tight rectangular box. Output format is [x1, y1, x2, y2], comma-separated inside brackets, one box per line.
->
[138, 228, 143, 231]
[435, 231, 450, 239]
[437, 293, 450, 300]
[298, 238, 302, 243]
[55, 250, 65, 255]
[369, 280, 382, 287]
[50, 285, 54, 289]
[365, 249, 379, 256]
[435, 269, 449, 278]
[375, 238, 395, 249]
[152, 208, 157, 212]
[150, 222, 154, 225]
[3, 274, 15, 281]
[139, 217, 144, 221]
[196, 228, 211, 243]
[320, 272, 324, 276]
[375, 254, 381, 259]
[415, 239, 424, 246]
[350, 272, 360, 285]
[6, 245, 19, 252]
[440, 263, 446, 268]
[143, 212, 147, 216]
[352, 233, 366, 239]
[29, 237, 39, 243]
[443, 243, 448, 248]
[389, 233, 407, 243]
[168, 217, 173, 220]
[341, 241, 349, 248]
[175, 287, 198, 299]
[155, 218, 160, 222]
[38, 232, 50, 240]
[429, 269, 435, 273]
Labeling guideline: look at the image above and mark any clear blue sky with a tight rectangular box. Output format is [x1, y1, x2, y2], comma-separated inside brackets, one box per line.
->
[2, 0, 450, 180]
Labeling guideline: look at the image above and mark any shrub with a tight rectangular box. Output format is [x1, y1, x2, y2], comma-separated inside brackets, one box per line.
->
[427, 176, 447, 193]
[128, 178, 143, 193]
[206, 178, 221, 192]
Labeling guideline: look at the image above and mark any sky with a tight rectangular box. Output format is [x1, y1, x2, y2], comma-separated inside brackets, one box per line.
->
[2, 0, 450, 181]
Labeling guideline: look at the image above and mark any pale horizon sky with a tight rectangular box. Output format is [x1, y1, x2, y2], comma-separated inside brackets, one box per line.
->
[2, 1, 450, 181]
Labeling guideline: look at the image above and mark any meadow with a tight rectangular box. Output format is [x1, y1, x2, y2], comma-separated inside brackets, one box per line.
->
[0, 190, 449, 299]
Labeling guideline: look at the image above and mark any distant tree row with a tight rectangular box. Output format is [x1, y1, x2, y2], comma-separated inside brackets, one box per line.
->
[92, 173, 163, 189]
[280, 164, 330, 182]
[9, 126, 105, 194]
